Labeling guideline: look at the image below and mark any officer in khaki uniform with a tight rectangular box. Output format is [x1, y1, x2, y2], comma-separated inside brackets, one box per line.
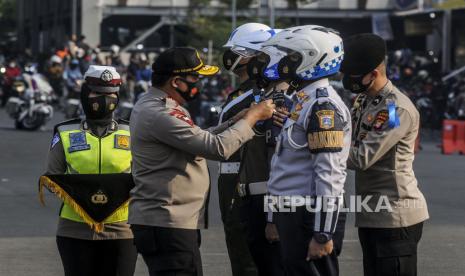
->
[129, 47, 275, 276]
[341, 34, 429, 276]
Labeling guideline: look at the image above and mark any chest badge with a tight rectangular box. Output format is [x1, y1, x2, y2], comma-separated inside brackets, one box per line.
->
[367, 113, 374, 122]
[316, 110, 335, 130]
[373, 110, 389, 130]
[114, 134, 130, 150]
[68, 132, 91, 153]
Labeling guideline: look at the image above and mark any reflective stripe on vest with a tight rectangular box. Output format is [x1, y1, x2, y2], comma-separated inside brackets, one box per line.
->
[58, 124, 131, 224]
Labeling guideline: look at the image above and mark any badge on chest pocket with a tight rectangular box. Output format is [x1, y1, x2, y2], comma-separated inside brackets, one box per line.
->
[68, 132, 91, 153]
[114, 135, 130, 150]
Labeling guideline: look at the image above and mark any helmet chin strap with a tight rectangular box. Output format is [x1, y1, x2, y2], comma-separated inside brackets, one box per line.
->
[229, 55, 243, 72]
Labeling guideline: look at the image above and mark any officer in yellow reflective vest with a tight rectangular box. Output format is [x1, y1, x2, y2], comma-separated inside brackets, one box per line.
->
[45, 65, 137, 276]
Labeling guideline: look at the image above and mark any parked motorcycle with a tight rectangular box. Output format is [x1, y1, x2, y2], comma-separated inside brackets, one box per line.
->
[5, 74, 54, 130]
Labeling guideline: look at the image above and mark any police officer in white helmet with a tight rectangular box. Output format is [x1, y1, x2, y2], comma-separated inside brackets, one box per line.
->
[264, 25, 351, 276]
[218, 22, 278, 276]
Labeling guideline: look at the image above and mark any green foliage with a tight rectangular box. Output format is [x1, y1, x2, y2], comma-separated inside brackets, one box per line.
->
[219, 0, 254, 9]
[0, 0, 15, 20]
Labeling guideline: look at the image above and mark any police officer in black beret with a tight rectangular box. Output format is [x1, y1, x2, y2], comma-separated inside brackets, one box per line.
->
[342, 33, 429, 276]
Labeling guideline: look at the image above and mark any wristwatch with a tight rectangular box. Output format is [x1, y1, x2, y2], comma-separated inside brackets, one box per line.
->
[314, 232, 332, 244]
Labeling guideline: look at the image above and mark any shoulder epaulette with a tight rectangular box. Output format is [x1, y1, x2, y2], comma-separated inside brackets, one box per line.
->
[53, 118, 82, 134]
[117, 118, 130, 125]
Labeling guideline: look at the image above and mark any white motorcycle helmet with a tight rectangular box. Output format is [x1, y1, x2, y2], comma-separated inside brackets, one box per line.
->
[263, 25, 344, 81]
[223, 23, 278, 71]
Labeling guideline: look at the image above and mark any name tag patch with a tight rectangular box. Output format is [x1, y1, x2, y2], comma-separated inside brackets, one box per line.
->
[114, 134, 130, 150]
[68, 132, 91, 153]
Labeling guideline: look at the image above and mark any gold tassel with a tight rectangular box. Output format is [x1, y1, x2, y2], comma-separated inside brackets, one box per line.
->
[39, 176, 107, 233]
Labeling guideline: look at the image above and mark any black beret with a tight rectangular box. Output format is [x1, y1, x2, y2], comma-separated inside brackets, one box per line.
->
[340, 33, 387, 75]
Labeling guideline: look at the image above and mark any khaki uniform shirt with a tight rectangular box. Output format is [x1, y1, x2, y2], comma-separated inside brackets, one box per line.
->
[129, 87, 255, 229]
[348, 81, 429, 228]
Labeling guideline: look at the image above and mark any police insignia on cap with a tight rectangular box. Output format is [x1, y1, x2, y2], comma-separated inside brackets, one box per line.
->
[91, 190, 108, 205]
[317, 110, 335, 130]
[114, 135, 130, 150]
[100, 70, 113, 82]
[92, 102, 99, 111]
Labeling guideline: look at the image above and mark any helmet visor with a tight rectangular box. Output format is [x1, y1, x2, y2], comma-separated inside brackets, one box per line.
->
[231, 46, 259, 58]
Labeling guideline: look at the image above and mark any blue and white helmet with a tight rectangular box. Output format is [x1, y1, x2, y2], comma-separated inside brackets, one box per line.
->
[259, 46, 288, 81]
[223, 23, 280, 71]
[262, 25, 344, 80]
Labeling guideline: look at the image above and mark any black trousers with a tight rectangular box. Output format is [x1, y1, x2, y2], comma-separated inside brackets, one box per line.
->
[218, 174, 257, 276]
[358, 222, 423, 276]
[131, 225, 202, 276]
[274, 206, 340, 276]
[240, 195, 285, 276]
[56, 236, 137, 276]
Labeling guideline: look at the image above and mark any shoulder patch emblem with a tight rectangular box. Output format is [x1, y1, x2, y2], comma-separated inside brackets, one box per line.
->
[114, 135, 130, 150]
[50, 133, 60, 149]
[373, 110, 389, 130]
[68, 132, 91, 153]
[170, 109, 194, 126]
[316, 110, 335, 130]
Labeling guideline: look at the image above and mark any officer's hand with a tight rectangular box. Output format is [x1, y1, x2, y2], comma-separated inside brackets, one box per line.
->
[272, 107, 290, 128]
[244, 99, 276, 127]
[265, 223, 280, 243]
[307, 238, 333, 261]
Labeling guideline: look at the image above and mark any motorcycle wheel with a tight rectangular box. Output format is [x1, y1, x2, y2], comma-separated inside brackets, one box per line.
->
[17, 114, 45, 131]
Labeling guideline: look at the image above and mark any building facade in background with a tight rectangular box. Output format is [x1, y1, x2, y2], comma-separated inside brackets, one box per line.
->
[15, 0, 465, 71]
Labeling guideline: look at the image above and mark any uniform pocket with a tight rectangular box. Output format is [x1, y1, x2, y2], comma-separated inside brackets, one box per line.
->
[376, 239, 417, 276]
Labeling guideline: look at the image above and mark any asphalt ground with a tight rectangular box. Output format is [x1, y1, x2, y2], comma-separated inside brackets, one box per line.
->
[0, 108, 464, 275]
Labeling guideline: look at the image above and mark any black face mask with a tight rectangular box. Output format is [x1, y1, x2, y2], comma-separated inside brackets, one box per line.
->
[176, 78, 203, 102]
[81, 84, 119, 120]
[222, 50, 246, 73]
[247, 55, 270, 89]
[277, 53, 302, 81]
[342, 74, 374, 94]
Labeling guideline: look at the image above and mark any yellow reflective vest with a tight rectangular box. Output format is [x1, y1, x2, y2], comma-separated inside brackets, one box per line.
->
[57, 121, 131, 224]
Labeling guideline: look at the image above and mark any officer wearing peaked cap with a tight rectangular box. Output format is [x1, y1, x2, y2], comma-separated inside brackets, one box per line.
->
[342, 33, 429, 276]
[128, 47, 275, 276]
[44, 65, 138, 276]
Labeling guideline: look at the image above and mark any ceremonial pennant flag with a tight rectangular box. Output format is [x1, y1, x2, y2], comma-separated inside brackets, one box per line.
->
[39, 174, 134, 233]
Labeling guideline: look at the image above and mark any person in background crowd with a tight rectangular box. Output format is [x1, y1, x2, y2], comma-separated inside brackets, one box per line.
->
[47, 55, 65, 100]
[2, 58, 22, 106]
[64, 59, 83, 99]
